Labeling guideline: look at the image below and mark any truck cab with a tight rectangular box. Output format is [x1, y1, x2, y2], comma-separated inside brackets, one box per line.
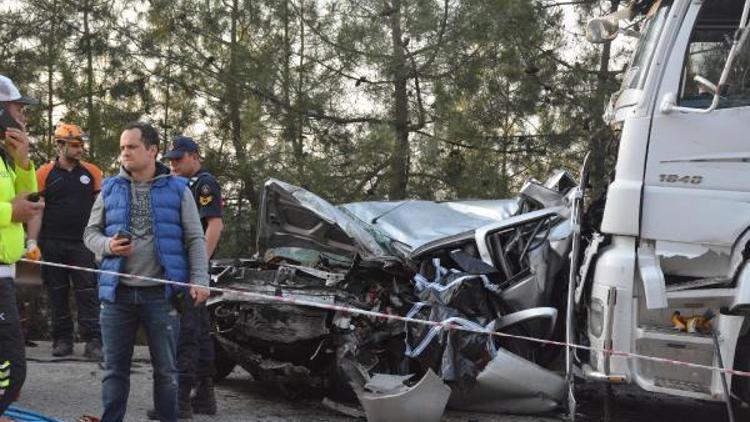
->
[583, 0, 750, 404]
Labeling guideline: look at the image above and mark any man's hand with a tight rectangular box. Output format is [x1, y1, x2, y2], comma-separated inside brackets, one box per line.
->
[4, 127, 31, 169]
[11, 193, 43, 223]
[189, 285, 210, 305]
[25, 239, 41, 261]
[109, 237, 134, 256]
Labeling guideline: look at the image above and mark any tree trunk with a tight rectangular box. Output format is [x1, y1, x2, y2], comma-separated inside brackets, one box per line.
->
[589, 0, 620, 197]
[46, 0, 57, 150]
[227, 0, 257, 248]
[83, 0, 97, 159]
[163, 39, 172, 151]
[294, 0, 305, 180]
[387, 0, 410, 199]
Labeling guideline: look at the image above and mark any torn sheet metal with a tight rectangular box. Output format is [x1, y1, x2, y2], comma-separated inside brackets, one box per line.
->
[448, 348, 565, 414]
[575, 232, 606, 307]
[405, 302, 496, 389]
[655, 240, 731, 279]
[259, 178, 397, 262]
[277, 264, 346, 286]
[519, 179, 565, 208]
[637, 241, 668, 309]
[360, 370, 451, 422]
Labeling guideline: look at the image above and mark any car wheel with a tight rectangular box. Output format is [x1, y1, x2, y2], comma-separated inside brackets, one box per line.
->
[213, 338, 237, 381]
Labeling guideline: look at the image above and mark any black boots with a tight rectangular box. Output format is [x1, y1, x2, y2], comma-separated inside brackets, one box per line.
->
[146, 381, 193, 419]
[178, 381, 194, 419]
[83, 339, 103, 361]
[191, 377, 217, 415]
[52, 339, 73, 357]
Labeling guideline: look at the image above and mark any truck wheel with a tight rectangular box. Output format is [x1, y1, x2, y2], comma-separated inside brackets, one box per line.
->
[213, 339, 237, 381]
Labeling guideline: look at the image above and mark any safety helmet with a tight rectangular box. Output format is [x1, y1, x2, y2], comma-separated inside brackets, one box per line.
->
[54, 123, 88, 142]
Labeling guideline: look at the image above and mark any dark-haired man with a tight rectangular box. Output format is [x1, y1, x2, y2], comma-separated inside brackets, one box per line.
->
[84, 122, 209, 422]
[27, 122, 103, 360]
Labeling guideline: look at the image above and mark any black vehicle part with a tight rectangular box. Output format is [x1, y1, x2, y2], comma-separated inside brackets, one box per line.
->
[448, 250, 498, 275]
[213, 338, 236, 381]
[732, 328, 750, 406]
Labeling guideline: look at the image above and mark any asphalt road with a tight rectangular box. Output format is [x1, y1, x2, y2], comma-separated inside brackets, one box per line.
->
[13, 342, 749, 422]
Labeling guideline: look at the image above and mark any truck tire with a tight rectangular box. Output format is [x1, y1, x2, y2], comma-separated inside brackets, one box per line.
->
[213, 338, 237, 381]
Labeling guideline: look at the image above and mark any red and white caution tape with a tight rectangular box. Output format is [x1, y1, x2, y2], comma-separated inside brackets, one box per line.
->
[20, 258, 750, 379]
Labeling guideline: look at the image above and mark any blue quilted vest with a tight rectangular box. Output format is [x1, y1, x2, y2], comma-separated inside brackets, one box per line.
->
[98, 171, 190, 302]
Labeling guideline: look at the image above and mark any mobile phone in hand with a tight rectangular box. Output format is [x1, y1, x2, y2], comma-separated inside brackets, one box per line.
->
[28, 177, 63, 202]
[115, 230, 133, 246]
[0, 109, 21, 132]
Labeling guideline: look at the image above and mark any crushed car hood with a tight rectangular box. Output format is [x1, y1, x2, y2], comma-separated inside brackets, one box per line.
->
[259, 178, 521, 265]
[342, 199, 519, 252]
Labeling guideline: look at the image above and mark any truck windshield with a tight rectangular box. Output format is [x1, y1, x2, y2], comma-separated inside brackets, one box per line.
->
[621, 2, 672, 91]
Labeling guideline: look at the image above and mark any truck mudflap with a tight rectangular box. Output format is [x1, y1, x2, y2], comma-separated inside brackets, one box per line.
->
[447, 348, 565, 414]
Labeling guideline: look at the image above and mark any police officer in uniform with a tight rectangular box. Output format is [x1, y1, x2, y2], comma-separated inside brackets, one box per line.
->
[151, 136, 223, 418]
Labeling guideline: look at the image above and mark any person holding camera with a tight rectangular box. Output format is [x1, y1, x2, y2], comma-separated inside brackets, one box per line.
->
[83, 122, 209, 422]
[26, 122, 103, 360]
[0, 74, 44, 417]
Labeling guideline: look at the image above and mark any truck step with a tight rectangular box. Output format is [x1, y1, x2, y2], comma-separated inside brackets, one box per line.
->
[636, 325, 713, 346]
[665, 277, 730, 292]
[653, 377, 711, 395]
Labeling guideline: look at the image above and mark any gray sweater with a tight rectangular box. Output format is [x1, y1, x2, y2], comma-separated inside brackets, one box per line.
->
[84, 165, 209, 287]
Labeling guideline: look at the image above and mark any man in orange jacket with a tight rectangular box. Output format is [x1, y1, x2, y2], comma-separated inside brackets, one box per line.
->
[27, 123, 103, 360]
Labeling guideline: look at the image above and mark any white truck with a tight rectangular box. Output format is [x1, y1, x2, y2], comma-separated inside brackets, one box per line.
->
[576, 0, 750, 412]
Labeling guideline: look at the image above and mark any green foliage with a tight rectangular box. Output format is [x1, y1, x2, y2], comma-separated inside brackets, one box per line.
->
[0, 0, 629, 258]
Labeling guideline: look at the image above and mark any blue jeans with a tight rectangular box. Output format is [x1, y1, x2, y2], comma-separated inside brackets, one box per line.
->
[100, 285, 180, 422]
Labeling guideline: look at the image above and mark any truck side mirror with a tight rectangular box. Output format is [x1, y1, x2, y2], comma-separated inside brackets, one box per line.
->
[660, 76, 720, 115]
[585, 7, 636, 44]
[586, 17, 620, 43]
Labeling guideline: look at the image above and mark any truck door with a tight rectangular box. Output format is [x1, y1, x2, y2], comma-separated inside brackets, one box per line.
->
[642, 0, 750, 275]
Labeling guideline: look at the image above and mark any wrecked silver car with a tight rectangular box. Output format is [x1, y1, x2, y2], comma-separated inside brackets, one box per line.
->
[208, 172, 578, 416]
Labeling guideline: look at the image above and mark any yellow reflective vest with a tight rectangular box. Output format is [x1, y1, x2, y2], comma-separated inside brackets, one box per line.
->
[0, 153, 36, 264]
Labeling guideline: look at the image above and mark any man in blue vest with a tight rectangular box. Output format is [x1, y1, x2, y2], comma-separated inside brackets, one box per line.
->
[84, 122, 210, 422]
